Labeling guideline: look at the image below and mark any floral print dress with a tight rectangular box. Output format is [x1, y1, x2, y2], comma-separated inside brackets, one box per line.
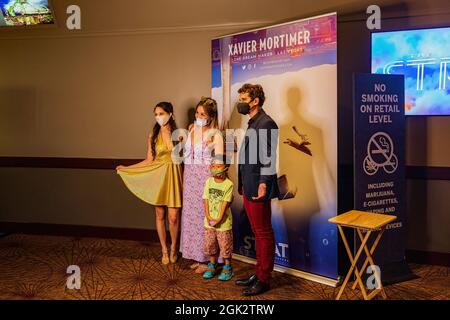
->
[179, 130, 214, 262]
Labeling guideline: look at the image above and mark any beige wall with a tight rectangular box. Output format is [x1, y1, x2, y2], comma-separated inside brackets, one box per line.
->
[336, 5, 450, 255]
[405, 116, 450, 253]
[0, 30, 221, 158]
[406, 180, 450, 253]
[0, 26, 249, 230]
[406, 117, 450, 167]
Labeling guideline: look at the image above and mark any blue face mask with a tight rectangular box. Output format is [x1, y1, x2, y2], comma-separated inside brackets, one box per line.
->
[195, 118, 208, 127]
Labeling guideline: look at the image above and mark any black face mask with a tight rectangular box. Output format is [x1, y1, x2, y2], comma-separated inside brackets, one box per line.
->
[237, 100, 254, 115]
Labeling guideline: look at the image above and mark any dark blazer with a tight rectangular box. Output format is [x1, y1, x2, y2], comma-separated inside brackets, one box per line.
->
[238, 109, 280, 202]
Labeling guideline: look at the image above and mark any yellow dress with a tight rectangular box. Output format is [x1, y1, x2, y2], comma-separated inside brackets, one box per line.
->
[116, 132, 183, 208]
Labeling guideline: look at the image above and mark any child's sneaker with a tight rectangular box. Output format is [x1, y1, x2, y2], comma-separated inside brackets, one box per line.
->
[218, 264, 234, 281]
[203, 262, 217, 279]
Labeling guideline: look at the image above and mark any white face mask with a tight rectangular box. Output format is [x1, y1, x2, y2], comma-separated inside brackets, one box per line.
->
[195, 117, 208, 127]
[155, 114, 171, 127]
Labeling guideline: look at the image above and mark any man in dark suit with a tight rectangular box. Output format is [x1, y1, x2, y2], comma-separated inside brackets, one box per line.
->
[234, 83, 279, 296]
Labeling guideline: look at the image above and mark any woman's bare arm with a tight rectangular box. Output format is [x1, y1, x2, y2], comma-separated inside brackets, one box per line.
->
[214, 200, 230, 225]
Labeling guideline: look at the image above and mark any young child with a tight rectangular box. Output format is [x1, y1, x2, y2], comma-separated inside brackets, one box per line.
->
[202, 157, 234, 281]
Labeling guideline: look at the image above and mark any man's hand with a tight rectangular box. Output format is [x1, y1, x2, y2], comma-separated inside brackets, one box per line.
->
[252, 183, 267, 201]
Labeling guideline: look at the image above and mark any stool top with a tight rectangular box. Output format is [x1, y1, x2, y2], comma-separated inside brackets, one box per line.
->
[328, 210, 397, 230]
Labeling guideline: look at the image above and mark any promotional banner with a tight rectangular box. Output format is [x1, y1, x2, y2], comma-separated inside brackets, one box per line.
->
[212, 13, 338, 280]
[0, 0, 55, 27]
[353, 73, 406, 267]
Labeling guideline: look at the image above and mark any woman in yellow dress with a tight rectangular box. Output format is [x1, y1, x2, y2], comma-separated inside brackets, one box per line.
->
[116, 102, 183, 265]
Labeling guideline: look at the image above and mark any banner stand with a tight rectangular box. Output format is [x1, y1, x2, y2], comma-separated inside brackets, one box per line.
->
[212, 12, 340, 286]
[353, 73, 414, 285]
[233, 254, 340, 287]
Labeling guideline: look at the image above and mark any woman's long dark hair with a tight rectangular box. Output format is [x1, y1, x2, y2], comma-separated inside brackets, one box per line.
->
[196, 97, 219, 129]
[151, 102, 177, 159]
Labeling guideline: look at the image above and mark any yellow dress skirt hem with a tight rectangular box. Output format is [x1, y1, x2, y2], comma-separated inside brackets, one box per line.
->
[117, 160, 183, 208]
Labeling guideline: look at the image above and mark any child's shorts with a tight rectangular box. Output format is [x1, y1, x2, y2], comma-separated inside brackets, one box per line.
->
[204, 229, 233, 259]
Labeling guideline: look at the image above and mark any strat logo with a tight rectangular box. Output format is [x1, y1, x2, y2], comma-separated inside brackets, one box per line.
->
[382, 57, 450, 90]
[243, 236, 288, 259]
[66, 265, 81, 290]
[227, 31, 311, 57]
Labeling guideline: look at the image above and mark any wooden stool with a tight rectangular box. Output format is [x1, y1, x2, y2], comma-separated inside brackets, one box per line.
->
[328, 210, 397, 300]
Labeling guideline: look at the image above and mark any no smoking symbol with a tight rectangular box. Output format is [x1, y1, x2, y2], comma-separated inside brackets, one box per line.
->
[363, 132, 398, 175]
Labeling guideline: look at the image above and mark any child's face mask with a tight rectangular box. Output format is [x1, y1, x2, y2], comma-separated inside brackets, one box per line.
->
[195, 117, 209, 127]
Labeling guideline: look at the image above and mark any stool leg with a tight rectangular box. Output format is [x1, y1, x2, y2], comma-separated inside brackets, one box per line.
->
[356, 229, 388, 300]
[352, 230, 372, 300]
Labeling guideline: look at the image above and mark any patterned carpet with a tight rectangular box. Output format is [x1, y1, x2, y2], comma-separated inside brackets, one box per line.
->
[0, 234, 448, 300]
